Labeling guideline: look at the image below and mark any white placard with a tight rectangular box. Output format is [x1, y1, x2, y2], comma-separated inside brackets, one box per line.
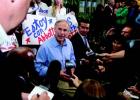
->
[22, 14, 78, 45]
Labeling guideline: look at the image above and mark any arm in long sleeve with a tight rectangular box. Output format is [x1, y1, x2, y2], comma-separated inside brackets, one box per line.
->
[34, 45, 48, 76]
[70, 44, 76, 67]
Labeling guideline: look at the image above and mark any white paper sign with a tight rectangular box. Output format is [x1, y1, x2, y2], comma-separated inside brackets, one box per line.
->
[22, 14, 56, 45]
[66, 13, 78, 32]
[36, 2, 49, 16]
[22, 14, 78, 45]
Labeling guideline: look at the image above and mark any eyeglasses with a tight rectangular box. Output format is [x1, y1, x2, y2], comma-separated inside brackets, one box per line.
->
[121, 31, 130, 33]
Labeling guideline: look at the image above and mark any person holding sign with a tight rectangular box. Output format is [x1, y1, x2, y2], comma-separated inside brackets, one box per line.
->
[47, 0, 66, 19]
[28, 0, 49, 15]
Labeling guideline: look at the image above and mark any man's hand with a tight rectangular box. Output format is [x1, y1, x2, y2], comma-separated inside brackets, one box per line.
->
[60, 69, 71, 81]
[70, 74, 82, 87]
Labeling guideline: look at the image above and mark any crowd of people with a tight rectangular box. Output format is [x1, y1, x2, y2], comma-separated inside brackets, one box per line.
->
[1, 0, 140, 100]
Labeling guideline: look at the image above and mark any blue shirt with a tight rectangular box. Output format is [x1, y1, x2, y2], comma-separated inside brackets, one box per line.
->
[34, 36, 76, 76]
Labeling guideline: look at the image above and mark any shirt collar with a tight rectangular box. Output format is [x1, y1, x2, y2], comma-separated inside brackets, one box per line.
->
[79, 33, 87, 40]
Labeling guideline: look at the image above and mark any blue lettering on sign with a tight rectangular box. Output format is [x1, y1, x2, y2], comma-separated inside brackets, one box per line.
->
[66, 17, 77, 31]
[34, 28, 45, 38]
[70, 25, 77, 31]
[24, 27, 32, 36]
[23, 17, 48, 38]
[32, 17, 47, 31]
[43, 17, 47, 30]
[39, 8, 48, 14]
[32, 6, 39, 11]
[67, 17, 72, 26]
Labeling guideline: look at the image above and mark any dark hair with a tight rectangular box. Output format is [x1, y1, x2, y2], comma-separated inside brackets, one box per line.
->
[96, 4, 104, 12]
[74, 79, 106, 100]
[45, 60, 61, 92]
[6, 47, 36, 99]
[7, 47, 35, 76]
[78, 18, 90, 25]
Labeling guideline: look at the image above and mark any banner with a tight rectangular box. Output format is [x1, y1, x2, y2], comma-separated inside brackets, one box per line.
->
[22, 14, 78, 45]
[66, 13, 78, 32]
[36, 2, 49, 16]
[22, 14, 56, 45]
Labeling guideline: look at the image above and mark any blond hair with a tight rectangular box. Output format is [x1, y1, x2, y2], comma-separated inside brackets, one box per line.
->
[51, 0, 63, 17]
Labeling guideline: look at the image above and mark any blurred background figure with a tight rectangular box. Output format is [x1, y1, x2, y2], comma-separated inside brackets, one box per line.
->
[91, 4, 104, 41]
[0, 0, 32, 99]
[28, 0, 49, 15]
[104, 0, 115, 30]
[48, 0, 66, 19]
[7, 47, 38, 100]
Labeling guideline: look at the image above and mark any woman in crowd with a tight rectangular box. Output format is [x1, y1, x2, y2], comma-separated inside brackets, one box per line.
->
[71, 75, 107, 100]
[48, 0, 66, 19]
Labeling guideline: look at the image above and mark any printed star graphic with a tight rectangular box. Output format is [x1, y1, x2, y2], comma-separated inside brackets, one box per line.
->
[26, 37, 30, 44]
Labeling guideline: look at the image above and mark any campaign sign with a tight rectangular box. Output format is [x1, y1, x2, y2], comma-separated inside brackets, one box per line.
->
[22, 14, 56, 45]
[36, 2, 49, 16]
[22, 14, 78, 45]
[66, 13, 78, 32]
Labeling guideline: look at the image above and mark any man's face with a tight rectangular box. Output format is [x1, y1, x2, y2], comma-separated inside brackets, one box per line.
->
[79, 22, 90, 36]
[0, 0, 31, 32]
[121, 27, 132, 39]
[54, 21, 69, 44]
[10, 0, 32, 30]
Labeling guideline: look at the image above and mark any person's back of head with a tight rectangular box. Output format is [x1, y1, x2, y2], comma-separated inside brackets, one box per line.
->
[5, 47, 35, 99]
[74, 79, 106, 100]
[107, 0, 115, 6]
[7, 47, 35, 76]
[95, 4, 104, 13]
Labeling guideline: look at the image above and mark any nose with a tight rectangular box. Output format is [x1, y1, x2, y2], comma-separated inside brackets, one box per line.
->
[60, 30, 66, 36]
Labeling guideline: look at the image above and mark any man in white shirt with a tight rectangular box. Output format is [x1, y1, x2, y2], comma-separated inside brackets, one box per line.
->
[0, 0, 50, 100]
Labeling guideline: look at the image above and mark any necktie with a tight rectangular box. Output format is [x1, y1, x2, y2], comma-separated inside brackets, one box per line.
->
[83, 36, 88, 48]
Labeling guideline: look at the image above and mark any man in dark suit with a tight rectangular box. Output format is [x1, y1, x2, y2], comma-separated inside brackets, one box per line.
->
[70, 19, 97, 80]
[104, 0, 115, 30]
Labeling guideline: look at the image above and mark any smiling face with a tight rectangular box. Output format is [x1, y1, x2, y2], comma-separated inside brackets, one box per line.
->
[54, 20, 69, 45]
[0, 0, 31, 32]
